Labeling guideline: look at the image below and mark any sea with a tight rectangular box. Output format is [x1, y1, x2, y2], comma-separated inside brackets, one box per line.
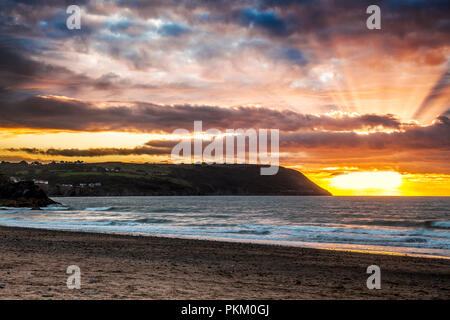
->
[1, 196, 449, 258]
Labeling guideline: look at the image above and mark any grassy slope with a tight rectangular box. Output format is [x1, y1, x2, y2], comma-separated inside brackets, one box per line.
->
[0, 162, 331, 196]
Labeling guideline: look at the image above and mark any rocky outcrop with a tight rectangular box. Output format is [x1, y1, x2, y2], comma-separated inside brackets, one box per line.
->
[0, 174, 58, 208]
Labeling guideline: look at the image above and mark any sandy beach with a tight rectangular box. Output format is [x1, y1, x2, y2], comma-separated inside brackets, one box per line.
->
[0, 225, 449, 300]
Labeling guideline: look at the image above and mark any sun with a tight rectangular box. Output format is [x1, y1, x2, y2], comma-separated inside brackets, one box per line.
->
[330, 171, 403, 196]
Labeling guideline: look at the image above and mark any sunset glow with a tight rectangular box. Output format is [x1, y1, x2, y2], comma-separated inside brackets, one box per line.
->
[330, 171, 403, 196]
[0, 0, 449, 195]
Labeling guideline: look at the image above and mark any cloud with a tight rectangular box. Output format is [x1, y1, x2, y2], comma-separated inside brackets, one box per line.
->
[145, 139, 182, 148]
[1, 0, 449, 103]
[157, 23, 190, 37]
[0, 44, 183, 97]
[280, 116, 450, 151]
[8, 146, 172, 157]
[1, 0, 449, 175]
[8, 116, 449, 160]
[236, 8, 289, 36]
[0, 95, 404, 132]
[277, 46, 307, 65]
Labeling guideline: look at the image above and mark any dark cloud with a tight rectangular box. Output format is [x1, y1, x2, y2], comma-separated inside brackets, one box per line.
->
[8, 116, 449, 158]
[1, 0, 448, 78]
[8, 146, 172, 157]
[0, 95, 404, 132]
[157, 23, 190, 37]
[0, 44, 167, 96]
[235, 8, 289, 36]
[145, 140, 182, 148]
[108, 19, 133, 33]
[386, 0, 449, 10]
[277, 46, 307, 65]
[0, 42, 67, 90]
[3, 0, 449, 42]
[280, 116, 450, 151]
[0, 43, 89, 94]
[238, 39, 307, 65]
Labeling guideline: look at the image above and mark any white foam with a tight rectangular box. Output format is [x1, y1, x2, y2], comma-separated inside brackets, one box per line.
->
[84, 207, 113, 211]
[431, 221, 450, 229]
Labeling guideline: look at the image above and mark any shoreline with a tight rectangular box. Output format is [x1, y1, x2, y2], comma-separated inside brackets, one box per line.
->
[2, 222, 449, 260]
[0, 225, 449, 299]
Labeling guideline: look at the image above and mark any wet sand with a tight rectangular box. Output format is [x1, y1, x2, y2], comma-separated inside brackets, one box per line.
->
[0, 226, 449, 299]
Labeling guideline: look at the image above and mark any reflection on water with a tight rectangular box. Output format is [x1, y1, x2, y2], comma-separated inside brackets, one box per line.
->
[0, 196, 449, 258]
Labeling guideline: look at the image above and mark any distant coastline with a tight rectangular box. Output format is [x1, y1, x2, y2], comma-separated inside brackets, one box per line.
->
[0, 161, 331, 197]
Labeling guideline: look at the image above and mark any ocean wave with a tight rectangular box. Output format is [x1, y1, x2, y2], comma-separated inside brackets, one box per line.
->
[227, 229, 271, 235]
[312, 233, 430, 245]
[186, 223, 239, 228]
[43, 205, 71, 211]
[430, 221, 450, 229]
[134, 218, 172, 224]
[84, 207, 114, 211]
[148, 208, 184, 213]
[404, 237, 428, 243]
[0, 207, 32, 211]
[346, 219, 450, 230]
[205, 215, 232, 219]
[293, 225, 449, 239]
[107, 221, 125, 226]
[3, 196, 449, 257]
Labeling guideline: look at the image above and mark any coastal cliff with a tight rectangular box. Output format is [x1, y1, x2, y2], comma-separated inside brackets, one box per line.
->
[0, 162, 331, 197]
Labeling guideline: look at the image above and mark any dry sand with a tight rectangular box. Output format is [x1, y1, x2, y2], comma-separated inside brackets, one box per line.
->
[0, 226, 449, 299]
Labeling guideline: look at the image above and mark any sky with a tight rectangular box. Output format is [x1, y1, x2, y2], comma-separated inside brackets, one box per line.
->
[0, 0, 449, 195]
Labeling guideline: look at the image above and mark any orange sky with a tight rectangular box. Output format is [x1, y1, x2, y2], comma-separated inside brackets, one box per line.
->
[0, 1, 449, 195]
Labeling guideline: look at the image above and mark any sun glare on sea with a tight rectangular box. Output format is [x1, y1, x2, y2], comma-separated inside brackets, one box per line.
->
[330, 171, 403, 196]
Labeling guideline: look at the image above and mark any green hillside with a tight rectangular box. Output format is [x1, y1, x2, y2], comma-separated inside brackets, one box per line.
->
[0, 161, 331, 196]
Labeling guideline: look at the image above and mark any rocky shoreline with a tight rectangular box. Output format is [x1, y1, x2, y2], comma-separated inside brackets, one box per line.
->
[0, 174, 57, 208]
